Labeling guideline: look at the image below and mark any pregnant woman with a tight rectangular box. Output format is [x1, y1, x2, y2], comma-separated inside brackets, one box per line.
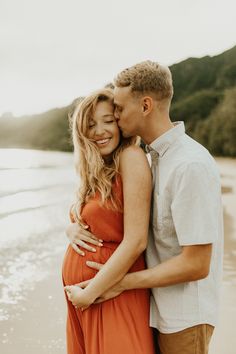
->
[62, 88, 155, 354]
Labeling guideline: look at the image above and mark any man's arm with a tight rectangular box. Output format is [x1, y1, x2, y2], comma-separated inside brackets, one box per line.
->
[121, 243, 212, 290]
[84, 243, 212, 302]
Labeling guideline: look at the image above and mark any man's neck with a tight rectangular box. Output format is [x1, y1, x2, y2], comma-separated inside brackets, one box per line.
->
[141, 116, 174, 145]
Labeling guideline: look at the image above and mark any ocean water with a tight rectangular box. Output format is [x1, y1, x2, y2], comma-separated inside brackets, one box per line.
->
[0, 149, 76, 322]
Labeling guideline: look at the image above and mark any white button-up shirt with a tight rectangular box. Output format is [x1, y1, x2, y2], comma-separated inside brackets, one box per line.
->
[146, 121, 224, 333]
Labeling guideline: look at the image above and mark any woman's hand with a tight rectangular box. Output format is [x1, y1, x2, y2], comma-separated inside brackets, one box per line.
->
[64, 285, 95, 311]
[65, 223, 103, 256]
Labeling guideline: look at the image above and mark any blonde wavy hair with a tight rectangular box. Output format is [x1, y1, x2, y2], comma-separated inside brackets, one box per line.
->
[70, 88, 138, 224]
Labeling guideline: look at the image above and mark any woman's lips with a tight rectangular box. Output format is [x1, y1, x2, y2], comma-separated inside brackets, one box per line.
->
[95, 138, 111, 146]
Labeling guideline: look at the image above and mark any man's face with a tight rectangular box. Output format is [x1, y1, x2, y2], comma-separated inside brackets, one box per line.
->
[114, 86, 142, 137]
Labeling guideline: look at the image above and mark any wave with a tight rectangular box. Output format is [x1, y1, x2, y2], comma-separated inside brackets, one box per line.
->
[0, 183, 71, 198]
[0, 202, 58, 220]
[0, 165, 62, 171]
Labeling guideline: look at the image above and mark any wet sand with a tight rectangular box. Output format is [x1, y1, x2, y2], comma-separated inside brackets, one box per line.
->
[209, 158, 236, 354]
[0, 255, 67, 354]
[0, 151, 236, 354]
[0, 149, 73, 354]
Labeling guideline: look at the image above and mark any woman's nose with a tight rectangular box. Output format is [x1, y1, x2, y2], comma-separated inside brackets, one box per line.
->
[94, 123, 105, 136]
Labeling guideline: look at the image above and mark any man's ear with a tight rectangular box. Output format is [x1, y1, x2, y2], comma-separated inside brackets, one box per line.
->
[142, 96, 153, 115]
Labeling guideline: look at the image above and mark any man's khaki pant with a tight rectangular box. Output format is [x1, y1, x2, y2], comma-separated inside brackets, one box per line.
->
[157, 324, 214, 354]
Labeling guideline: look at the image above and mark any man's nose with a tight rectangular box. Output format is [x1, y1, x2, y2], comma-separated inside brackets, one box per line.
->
[114, 109, 119, 121]
[114, 113, 119, 121]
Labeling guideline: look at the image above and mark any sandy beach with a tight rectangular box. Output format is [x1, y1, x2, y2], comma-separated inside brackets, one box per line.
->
[0, 150, 236, 354]
[209, 158, 236, 354]
[0, 149, 74, 354]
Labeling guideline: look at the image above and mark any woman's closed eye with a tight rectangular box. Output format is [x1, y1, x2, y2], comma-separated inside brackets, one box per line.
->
[88, 120, 95, 128]
[105, 119, 115, 124]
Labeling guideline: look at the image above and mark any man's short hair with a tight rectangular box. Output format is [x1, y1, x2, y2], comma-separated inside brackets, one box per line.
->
[114, 60, 173, 101]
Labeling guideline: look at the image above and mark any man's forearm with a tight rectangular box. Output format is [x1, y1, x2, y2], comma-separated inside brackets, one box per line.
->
[121, 256, 186, 291]
[122, 244, 212, 290]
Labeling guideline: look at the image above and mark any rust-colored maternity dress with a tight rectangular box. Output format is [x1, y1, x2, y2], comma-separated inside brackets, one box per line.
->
[62, 175, 155, 354]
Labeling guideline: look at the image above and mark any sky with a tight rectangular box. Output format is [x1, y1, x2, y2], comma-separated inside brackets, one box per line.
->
[0, 0, 236, 116]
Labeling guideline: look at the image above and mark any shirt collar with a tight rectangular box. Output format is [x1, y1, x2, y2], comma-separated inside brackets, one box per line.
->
[146, 121, 185, 157]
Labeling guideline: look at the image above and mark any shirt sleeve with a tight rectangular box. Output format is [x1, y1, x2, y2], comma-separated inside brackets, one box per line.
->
[171, 161, 221, 246]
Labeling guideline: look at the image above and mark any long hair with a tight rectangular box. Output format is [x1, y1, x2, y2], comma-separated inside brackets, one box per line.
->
[70, 88, 138, 225]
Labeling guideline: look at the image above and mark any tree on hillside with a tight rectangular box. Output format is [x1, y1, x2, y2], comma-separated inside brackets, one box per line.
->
[170, 90, 222, 132]
[193, 88, 236, 156]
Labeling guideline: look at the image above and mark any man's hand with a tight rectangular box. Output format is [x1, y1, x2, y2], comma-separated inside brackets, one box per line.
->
[94, 282, 124, 303]
[65, 223, 103, 256]
[79, 261, 125, 303]
[74, 261, 104, 288]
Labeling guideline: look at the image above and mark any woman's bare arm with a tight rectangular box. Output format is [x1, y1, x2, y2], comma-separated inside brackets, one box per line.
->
[65, 146, 152, 307]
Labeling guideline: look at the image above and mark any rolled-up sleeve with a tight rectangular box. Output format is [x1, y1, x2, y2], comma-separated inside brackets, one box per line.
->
[171, 162, 221, 246]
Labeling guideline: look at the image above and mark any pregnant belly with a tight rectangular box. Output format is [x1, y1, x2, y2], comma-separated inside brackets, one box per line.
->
[62, 241, 146, 286]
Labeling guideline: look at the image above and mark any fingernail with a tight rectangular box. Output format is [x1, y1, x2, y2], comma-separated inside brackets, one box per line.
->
[81, 252, 85, 256]
[99, 243, 103, 247]
[92, 248, 96, 252]
[98, 239, 103, 242]
[86, 261, 92, 266]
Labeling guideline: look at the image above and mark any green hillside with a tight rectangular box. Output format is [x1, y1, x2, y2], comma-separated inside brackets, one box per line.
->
[0, 107, 72, 151]
[171, 45, 236, 102]
[170, 45, 236, 156]
[0, 45, 236, 155]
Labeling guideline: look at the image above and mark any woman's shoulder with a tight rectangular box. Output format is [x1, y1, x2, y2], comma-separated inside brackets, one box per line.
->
[119, 144, 146, 161]
[119, 145, 151, 176]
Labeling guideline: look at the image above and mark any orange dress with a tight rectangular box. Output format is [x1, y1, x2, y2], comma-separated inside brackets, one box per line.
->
[62, 175, 155, 354]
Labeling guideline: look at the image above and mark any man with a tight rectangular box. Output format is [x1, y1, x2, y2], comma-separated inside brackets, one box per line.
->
[66, 61, 223, 354]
